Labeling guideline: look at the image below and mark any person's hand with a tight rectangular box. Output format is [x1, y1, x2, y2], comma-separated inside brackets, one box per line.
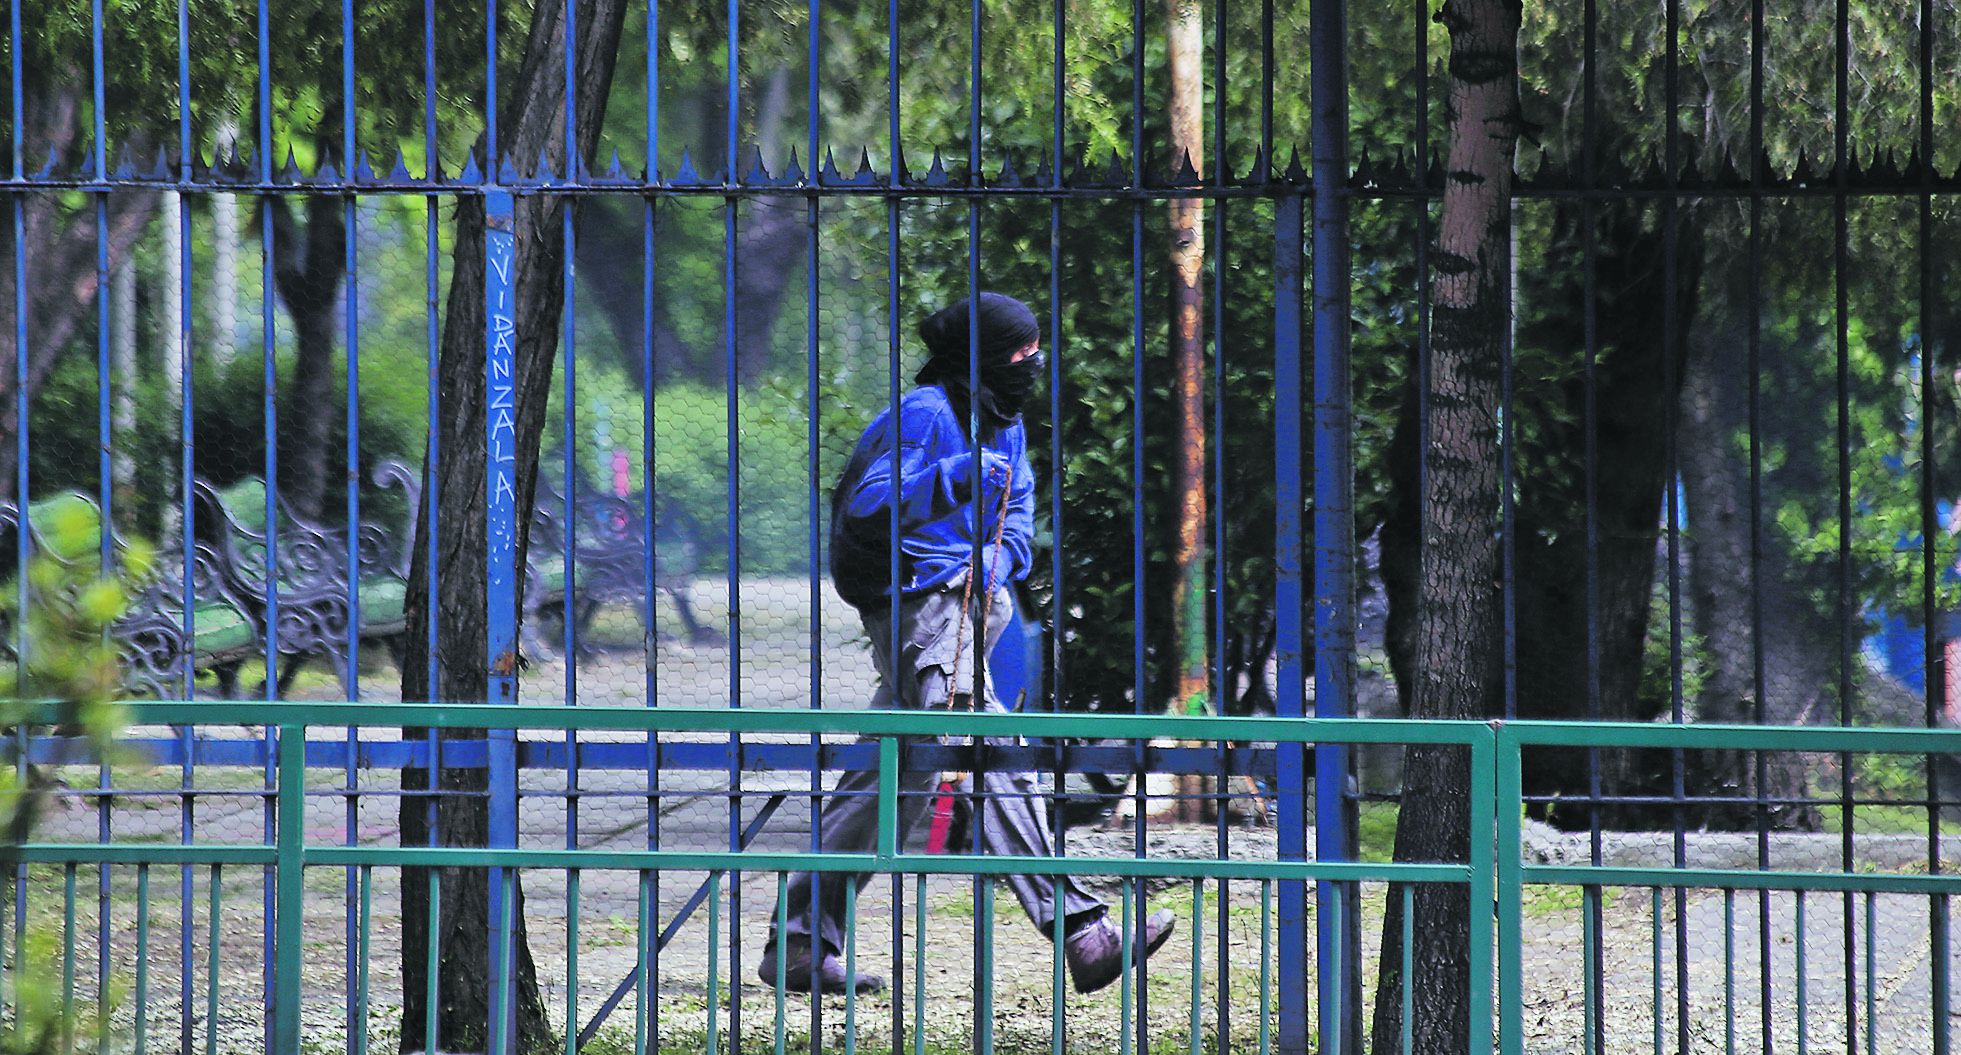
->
[946, 449, 1012, 499]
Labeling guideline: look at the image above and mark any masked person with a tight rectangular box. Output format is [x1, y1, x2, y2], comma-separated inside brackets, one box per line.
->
[760, 292, 1176, 995]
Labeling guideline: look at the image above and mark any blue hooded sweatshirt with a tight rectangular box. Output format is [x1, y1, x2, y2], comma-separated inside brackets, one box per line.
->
[829, 384, 1034, 612]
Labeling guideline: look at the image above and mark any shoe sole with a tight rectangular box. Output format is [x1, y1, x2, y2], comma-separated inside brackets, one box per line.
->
[1072, 917, 1178, 994]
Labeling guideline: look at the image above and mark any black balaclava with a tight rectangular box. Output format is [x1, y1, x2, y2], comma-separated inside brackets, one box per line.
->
[914, 292, 1044, 426]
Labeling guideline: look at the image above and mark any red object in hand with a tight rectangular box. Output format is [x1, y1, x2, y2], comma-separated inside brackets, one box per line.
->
[925, 780, 959, 853]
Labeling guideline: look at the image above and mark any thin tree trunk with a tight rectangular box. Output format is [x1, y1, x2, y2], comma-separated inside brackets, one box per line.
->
[1165, 0, 1208, 823]
[270, 194, 348, 523]
[0, 79, 158, 501]
[396, 0, 629, 1050]
[1372, 2, 1521, 1052]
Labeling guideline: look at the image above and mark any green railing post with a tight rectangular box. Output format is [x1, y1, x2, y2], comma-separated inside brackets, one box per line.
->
[271, 723, 306, 1055]
[1494, 723, 1523, 1055]
[877, 736, 898, 860]
[1468, 723, 1495, 1055]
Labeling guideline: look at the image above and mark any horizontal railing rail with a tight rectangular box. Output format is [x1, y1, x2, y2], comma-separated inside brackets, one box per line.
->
[9, 704, 1958, 1055]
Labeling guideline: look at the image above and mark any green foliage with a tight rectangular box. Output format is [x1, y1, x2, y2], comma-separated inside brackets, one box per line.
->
[0, 516, 139, 1055]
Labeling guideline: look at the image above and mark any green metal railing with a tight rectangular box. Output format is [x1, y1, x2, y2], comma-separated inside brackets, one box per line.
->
[4, 702, 1957, 1055]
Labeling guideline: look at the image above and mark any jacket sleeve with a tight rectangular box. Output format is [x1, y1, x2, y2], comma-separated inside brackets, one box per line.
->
[997, 431, 1037, 581]
[837, 404, 966, 529]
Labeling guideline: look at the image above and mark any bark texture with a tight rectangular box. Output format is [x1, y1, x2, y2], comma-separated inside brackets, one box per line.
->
[1372, 2, 1521, 1052]
[269, 194, 348, 522]
[396, 0, 630, 1050]
[0, 80, 158, 502]
[1677, 260, 1828, 829]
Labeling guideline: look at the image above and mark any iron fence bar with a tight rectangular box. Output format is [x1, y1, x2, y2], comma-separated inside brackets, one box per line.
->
[1126, 0, 1148, 1049]
[483, 182, 520, 1055]
[1660, 0, 1690, 1050]
[88, 0, 113, 1027]
[418, 4, 446, 1043]
[804, 0, 826, 1041]
[1745, 0, 1772, 1049]
[722, 4, 746, 1044]
[1308, 0, 1358, 1046]
[1210, 0, 1232, 1044]
[6, 0, 21, 1021]
[1922, 0, 1953, 1044]
[639, 1, 662, 1042]
[173, 1, 197, 1045]
[1274, 181, 1309, 1055]
[1832, 4, 1858, 1053]
[341, 4, 365, 1046]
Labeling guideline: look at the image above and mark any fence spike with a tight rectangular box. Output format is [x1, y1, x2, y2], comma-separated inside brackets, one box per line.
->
[675, 149, 701, 185]
[148, 146, 173, 181]
[316, 159, 341, 184]
[854, 146, 879, 185]
[606, 148, 626, 182]
[1901, 147, 1925, 184]
[924, 149, 948, 186]
[1172, 147, 1198, 186]
[1034, 148, 1055, 186]
[77, 139, 97, 179]
[499, 152, 524, 184]
[1716, 149, 1743, 187]
[744, 145, 772, 185]
[1385, 147, 1412, 188]
[281, 146, 304, 183]
[1282, 146, 1306, 184]
[457, 149, 482, 184]
[354, 150, 377, 184]
[782, 147, 805, 186]
[113, 143, 138, 180]
[995, 151, 1020, 187]
[819, 147, 841, 184]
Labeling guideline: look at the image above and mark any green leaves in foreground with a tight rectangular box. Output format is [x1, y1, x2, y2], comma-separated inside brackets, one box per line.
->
[0, 530, 145, 1054]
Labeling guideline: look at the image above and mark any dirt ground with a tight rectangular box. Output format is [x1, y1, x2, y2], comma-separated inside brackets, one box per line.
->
[13, 580, 1961, 1054]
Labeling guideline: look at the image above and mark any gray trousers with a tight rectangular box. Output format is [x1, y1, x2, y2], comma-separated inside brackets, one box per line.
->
[778, 584, 1104, 955]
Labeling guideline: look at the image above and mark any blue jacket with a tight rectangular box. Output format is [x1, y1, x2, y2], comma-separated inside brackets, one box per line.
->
[829, 385, 1034, 611]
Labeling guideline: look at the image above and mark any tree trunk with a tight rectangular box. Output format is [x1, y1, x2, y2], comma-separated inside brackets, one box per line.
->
[396, 0, 630, 1050]
[270, 194, 348, 523]
[1677, 260, 1825, 830]
[1371, 3, 1521, 1052]
[0, 81, 158, 501]
[1165, 0, 1208, 823]
[1509, 201, 1699, 828]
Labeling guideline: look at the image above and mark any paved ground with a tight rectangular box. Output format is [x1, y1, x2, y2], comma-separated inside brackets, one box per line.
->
[15, 578, 1961, 1053]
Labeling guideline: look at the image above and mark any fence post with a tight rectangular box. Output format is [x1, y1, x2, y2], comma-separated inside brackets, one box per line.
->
[1467, 726, 1496, 1055]
[483, 186, 521, 1054]
[271, 723, 306, 1055]
[1307, 0, 1359, 1048]
[1273, 185, 1310, 1055]
[1494, 723, 1523, 1055]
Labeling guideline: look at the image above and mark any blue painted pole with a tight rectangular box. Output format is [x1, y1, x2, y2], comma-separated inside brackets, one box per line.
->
[1308, 0, 1356, 1050]
[1273, 190, 1308, 1055]
[483, 186, 520, 1054]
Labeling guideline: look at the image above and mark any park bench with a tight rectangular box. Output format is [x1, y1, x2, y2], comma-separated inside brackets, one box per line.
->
[191, 465, 420, 697]
[365, 460, 721, 659]
[526, 472, 722, 656]
[5, 460, 719, 698]
[0, 491, 260, 698]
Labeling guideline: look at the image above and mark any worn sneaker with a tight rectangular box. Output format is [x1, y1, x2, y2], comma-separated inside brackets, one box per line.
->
[756, 939, 886, 995]
[1064, 909, 1177, 994]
